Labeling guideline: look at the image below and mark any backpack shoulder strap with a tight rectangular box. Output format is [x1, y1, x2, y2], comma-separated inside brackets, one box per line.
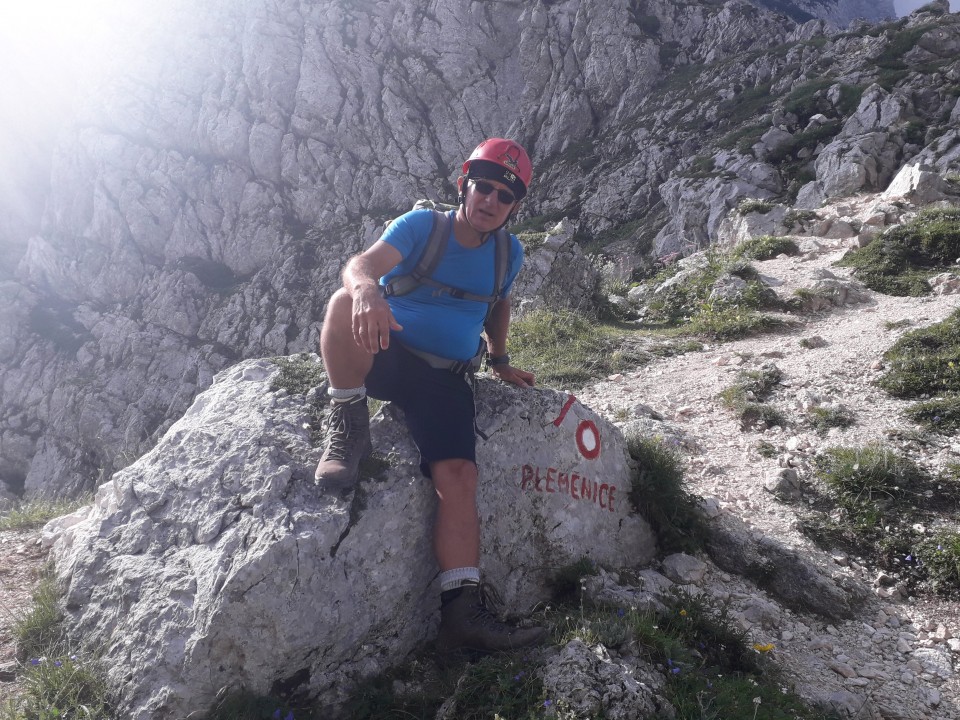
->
[491, 228, 510, 301]
[382, 210, 451, 297]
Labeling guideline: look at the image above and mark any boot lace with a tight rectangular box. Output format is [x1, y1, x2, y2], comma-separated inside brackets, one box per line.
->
[322, 400, 365, 461]
[468, 582, 510, 629]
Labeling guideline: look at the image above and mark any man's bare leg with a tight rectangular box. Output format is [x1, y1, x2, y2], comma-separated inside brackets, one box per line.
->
[315, 288, 374, 488]
[432, 458, 547, 654]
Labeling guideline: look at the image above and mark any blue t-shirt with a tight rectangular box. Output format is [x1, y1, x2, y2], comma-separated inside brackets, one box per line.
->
[379, 209, 524, 361]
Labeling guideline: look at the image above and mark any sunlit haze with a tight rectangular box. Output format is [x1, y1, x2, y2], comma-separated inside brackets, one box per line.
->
[0, 0, 153, 261]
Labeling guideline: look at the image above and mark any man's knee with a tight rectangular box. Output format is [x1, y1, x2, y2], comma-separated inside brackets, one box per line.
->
[324, 288, 353, 322]
[432, 459, 478, 495]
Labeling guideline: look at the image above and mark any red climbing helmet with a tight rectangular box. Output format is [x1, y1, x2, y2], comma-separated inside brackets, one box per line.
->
[462, 138, 533, 200]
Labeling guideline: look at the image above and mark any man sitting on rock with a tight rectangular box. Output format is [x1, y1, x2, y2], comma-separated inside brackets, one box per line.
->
[315, 138, 547, 655]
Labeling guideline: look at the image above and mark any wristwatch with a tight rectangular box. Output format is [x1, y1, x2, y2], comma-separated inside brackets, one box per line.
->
[488, 353, 510, 367]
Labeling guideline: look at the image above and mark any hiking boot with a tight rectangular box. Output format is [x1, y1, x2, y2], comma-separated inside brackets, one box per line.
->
[436, 585, 548, 655]
[314, 395, 372, 490]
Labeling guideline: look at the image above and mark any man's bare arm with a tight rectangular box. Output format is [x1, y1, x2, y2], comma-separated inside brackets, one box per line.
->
[342, 241, 404, 353]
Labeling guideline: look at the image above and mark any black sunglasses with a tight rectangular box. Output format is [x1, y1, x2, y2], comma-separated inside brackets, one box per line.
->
[470, 179, 517, 205]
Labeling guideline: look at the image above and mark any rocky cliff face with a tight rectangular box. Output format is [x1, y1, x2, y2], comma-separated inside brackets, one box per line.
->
[0, 0, 953, 498]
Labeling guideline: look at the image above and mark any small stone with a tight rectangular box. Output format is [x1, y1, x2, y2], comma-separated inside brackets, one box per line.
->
[896, 638, 913, 654]
[900, 671, 914, 684]
[922, 688, 942, 708]
[829, 661, 857, 678]
[947, 638, 960, 653]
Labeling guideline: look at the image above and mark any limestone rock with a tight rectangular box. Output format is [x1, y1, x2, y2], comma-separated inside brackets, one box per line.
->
[704, 513, 870, 620]
[660, 553, 707, 585]
[929, 272, 960, 295]
[51, 357, 656, 719]
[882, 163, 954, 204]
[512, 220, 600, 318]
[540, 639, 670, 720]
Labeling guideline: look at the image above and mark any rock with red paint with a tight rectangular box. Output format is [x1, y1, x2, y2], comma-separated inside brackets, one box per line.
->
[48, 357, 656, 720]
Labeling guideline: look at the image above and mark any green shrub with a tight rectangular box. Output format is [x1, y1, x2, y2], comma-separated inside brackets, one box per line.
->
[733, 235, 800, 261]
[784, 209, 818, 230]
[737, 199, 775, 215]
[878, 309, 960, 398]
[905, 395, 960, 434]
[626, 435, 705, 553]
[808, 406, 856, 434]
[810, 444, 926, 544]
[837, 208, 960, 296]
[913, 531, 960, 596]
[687, 304, 785, 342]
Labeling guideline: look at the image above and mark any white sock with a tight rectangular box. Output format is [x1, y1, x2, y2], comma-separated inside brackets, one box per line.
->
[439, 567, 481, 592]
[328, 385, 366, 401]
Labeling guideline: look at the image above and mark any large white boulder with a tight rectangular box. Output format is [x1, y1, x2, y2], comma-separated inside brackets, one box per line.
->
[51, 357, 656, 719]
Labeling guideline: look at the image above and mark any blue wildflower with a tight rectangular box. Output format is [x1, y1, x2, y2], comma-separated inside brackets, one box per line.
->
[284, 712, 294, 720]
[54, 660, 62, 668]
[272, 711, 281, 720]
[905, 554, 913, 562]
[544, 699, 552, 707]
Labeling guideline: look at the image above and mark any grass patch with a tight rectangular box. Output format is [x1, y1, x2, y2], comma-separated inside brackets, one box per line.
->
[807, 406, 856, 434]
[732, 235, 800, 262]
[639, 250, 787, 341]
[687, 304, 786, 342]
[270, 354, 326, 396]
[798, 444, 960, 595]
[784, 209, 817, 230]
[905, 395, 960, 434]
[626, 435, 705, 553]
[1, 572, 113, 720]
[756, 440, 779, 458]
[207, 691, 303, 720]
[877, 308, 960, 398]
[912, 530, 960, 597]
[718, 364, 787, 430]
[508, 308, 638, 388]
[342, 590, 834, 719]
[836, 208, 960, 296]
[549, 590, 832, 720]
[814, 444, 924, 527]
[548, 557, 599, 602]
[0, 497, 91, 531]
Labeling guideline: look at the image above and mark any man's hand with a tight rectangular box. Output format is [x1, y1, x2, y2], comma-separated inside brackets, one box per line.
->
[351, 286, 402, 353]
[492, 364, 535, 388]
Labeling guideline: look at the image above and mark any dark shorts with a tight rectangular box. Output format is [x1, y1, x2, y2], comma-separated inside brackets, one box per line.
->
[365, 341, 476, 478]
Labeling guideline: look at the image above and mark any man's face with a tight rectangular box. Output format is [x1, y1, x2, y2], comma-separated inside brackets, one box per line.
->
[463, 177, 518, 232]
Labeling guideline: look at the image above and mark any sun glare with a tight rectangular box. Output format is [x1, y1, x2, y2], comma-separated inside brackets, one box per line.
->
[1, 0, 130, 84]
